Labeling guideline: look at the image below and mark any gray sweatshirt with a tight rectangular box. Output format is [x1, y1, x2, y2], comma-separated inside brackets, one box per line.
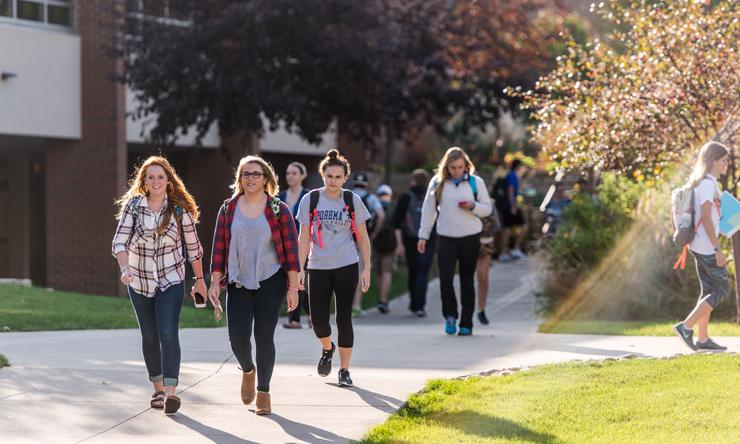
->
[418, 174, 492, 239]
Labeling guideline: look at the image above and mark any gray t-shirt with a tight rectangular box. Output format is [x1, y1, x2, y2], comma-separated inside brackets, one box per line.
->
[296, 189, 371, 270]
[228, 208, 281, 289]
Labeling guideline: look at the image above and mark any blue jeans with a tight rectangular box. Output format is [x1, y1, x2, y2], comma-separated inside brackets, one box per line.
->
[128, 283, 184, 387]
[693, 252, 731, 309]
[227, 269, 286, 392]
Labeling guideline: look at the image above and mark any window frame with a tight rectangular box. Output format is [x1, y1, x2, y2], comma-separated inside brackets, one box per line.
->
[0, 0, 74, 32]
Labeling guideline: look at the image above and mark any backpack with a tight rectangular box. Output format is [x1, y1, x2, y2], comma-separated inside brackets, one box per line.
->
[492, 177, 508, 208]
[374, 200, 397, 254]
[402, 191, 425, 238]
[671, 185, 697, 270]
[308, 189, 359, 248]
[360, 193, 379, 234]
[431, 174, 478, 204]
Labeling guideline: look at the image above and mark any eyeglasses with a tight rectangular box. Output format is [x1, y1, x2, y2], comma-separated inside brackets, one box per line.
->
[240, 171, 264, 179]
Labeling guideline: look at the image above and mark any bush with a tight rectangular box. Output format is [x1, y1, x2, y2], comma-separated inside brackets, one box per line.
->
[539, 173, 737, 321]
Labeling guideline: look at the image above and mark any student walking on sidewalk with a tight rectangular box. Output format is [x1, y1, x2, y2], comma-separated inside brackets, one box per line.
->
[278, 161, 311, 329]
[208, 155, 300, 415]
[418, 147, 493, 336]
[112, 156, 206, 415]
[296, 149, 372, 387]
[673, 142, 732, 351]
[393, 169, 435, 317]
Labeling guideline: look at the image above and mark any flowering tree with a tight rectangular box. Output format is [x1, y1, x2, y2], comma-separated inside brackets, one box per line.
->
[517, 0, 738, 184]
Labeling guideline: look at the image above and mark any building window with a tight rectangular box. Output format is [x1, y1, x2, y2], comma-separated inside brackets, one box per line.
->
[126, 0, 190, 37]
[0, 0, 73, 29]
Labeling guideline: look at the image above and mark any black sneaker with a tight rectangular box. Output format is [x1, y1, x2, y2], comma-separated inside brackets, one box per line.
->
[477, 310, 490, 325]
[377, 302, 390, 314]
[317, 342, 336, 377]
[338, 368, 353, 387]
[672, 323, 696, 350]
[696, 339, 727, 351]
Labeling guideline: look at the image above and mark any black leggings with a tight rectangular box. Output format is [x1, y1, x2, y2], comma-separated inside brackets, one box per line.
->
[438, 234, 480, 329]
[226, 269, 286, 392]
[308, 263, 359, 348]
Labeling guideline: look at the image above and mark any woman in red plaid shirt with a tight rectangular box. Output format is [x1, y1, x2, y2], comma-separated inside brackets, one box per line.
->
[208, 155, 300, 415]
[112, 156, 206, 415]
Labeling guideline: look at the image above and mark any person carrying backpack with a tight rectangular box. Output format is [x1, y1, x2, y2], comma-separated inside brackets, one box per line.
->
[393, 169, 435, 317]
[373, 184, 397, 313]
[672, 142, 732, 351]
[350, 172, 385, 316]
[296, 149, 372, 387]
[418, 147, 493, 336]
[112, 155, 206, 415]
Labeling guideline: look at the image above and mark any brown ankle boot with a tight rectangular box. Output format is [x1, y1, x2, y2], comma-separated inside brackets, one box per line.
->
[241, 368, 256, 405]
[255, 391, 271, 415]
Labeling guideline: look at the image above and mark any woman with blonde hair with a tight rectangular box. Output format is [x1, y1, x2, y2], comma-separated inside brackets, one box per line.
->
[112, 155, 206, 415]
[418, 147, 492, 336]
[673, 141, 731, 351]
[208, 155, 300, 415]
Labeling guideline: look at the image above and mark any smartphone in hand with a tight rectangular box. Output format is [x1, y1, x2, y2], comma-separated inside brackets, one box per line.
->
[193, 291, 207, 308]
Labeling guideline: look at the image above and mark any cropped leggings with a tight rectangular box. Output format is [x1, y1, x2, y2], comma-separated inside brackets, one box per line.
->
[308, 263, 359, 348]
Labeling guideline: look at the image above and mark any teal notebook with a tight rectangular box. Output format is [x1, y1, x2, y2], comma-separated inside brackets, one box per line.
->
[719, 191, 740, 237]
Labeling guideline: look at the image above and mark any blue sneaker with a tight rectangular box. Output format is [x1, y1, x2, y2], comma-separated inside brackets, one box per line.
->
[445, 317, 457, 335]
[458, 327, 472, 336]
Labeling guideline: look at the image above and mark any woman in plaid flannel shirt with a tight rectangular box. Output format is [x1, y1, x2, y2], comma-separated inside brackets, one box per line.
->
[112, 156, 206, 415]
[208, 155, 300, 416]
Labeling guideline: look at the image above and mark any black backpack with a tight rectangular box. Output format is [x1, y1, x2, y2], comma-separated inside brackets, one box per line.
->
[492, 177, 508, 208]
[308, 189, 359, 247]
[374, 200, 397, 254]
[402, 191, 424, 238]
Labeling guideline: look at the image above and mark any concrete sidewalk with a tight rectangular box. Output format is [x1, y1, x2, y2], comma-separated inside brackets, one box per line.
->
[1, 260, 738, 443]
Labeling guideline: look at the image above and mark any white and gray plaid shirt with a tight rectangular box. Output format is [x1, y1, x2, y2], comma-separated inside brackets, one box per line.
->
[112, 196, 203, 297]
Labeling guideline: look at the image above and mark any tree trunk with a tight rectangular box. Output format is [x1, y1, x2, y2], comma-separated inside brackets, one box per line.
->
[732, 232, 740, 322]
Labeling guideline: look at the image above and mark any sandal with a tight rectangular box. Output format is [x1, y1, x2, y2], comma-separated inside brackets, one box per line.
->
[164, 395, 181, 415]
[150, 391, 165, 409]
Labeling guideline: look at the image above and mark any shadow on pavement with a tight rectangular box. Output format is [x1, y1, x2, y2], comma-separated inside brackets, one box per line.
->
[265, 412, 351, 443]
[323, 383, 403, 411]
[170, 413, 260, 444]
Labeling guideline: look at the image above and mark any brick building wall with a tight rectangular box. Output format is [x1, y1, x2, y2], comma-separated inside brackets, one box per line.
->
[45, 0, 127, 296]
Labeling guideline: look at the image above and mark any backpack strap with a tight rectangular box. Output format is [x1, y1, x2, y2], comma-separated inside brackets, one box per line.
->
[130, 195, 143, 222]
[343, 190, 359, 240]
[269, 196, 282, 223]
[308, 190, 323, 248]
[468, 174, 478, 201]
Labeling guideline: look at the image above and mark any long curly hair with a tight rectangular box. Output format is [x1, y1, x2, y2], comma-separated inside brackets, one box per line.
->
[115, 156, 199, 234]
[433, 147, 476, 202]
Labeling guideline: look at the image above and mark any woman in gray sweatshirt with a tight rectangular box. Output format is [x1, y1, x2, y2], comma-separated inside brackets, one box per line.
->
[418, 147, 492, 335]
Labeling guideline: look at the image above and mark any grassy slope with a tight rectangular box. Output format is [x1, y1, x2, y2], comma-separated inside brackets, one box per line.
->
[364, 354, 740, 443]
[539, 319, 740, 336]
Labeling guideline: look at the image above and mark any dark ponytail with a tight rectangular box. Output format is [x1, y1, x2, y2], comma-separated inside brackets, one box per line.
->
[319, 149, 351, 177]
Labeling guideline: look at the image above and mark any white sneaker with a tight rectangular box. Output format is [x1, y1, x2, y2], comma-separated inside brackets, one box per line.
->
[511, 249, 527, 260]
[499, 253, 513, 263]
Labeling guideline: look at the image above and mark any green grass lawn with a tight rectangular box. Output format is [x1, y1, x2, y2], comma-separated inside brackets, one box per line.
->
[539, 319, 740, 336]
[0, 353, 8, 368]
[0, 265, 411, 332]
[0, 284, 223, 332]
[363, 354, 740, 443]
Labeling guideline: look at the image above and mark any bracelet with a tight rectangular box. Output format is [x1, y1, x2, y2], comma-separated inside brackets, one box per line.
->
[120, 265, 129, 274]
[288, 287, 300, 292]
[193, 276, 205, 281]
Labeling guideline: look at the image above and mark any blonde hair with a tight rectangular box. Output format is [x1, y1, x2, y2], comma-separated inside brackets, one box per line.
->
[231, 155, 280, 197]
[689, 142, 730, 188]
[318, 149, 351, 177]
[433, 147, 476, 202]
[115, 155, 199, 233]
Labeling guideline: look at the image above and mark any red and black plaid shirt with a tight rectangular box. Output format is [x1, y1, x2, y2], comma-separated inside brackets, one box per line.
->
[210, 193, 300, 287]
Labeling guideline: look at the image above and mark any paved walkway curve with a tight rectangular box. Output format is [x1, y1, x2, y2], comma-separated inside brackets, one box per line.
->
[1, 261, 738, 443]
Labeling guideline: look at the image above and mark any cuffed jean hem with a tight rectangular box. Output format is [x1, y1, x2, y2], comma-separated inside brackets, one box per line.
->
[163, 377, 178, 387]
[149, 374, 163, 383]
